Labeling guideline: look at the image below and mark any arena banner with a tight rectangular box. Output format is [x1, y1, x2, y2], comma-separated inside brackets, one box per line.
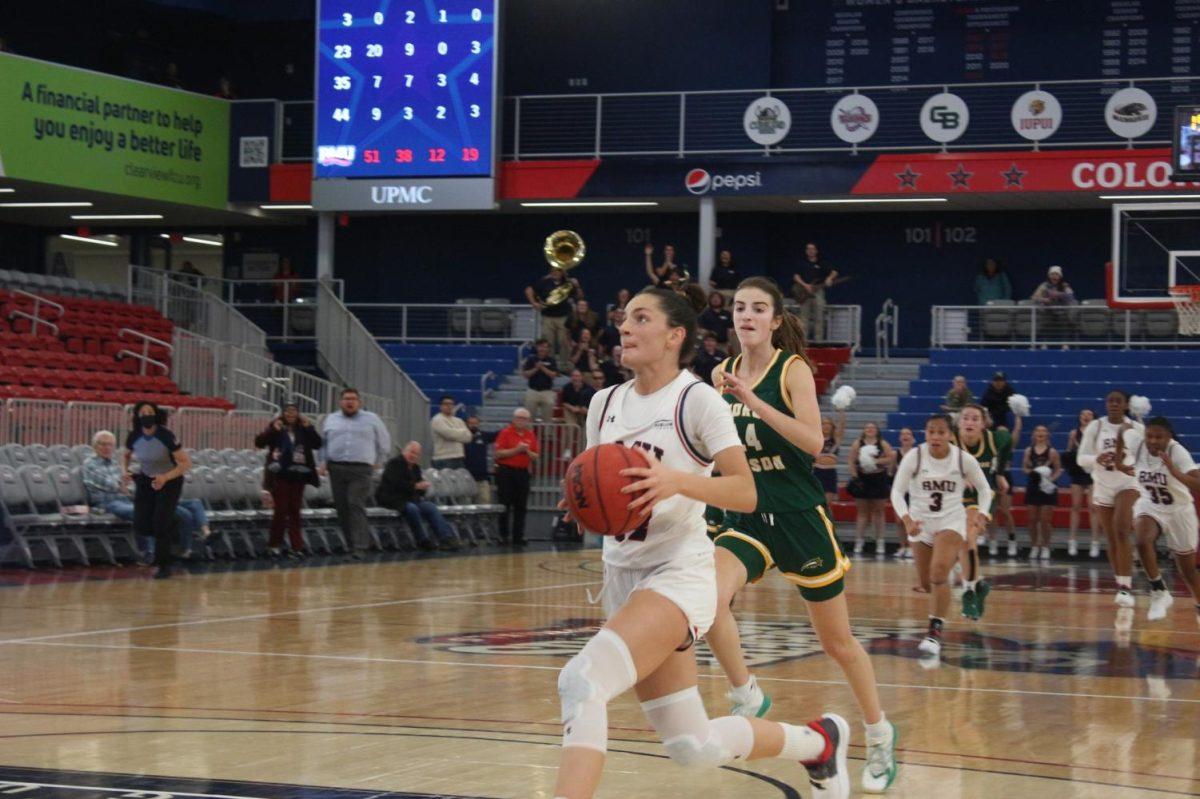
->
[0, 53, 230, 209]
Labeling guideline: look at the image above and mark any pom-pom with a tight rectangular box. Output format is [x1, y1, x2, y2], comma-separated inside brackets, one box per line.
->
[831, 385, 857, 411]
[1034, 465, 1051, 477]
[1008, 394, 1031, 418]
[858, 443, 879, 471]
[1129, 395, 1152, 420]
[1038, 476, 1058, 493]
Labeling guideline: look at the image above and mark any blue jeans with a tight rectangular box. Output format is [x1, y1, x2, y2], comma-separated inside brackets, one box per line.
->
[101, 497, 207, 556]
[403, 500, 456, 542]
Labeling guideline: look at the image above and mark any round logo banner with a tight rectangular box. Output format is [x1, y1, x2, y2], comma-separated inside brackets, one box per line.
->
[1105, 87, 1157, 139]
[831, 93, 878, 144]
[1011, 90, 1062, 142]
[920, 92, 970, 143]
[744, 96, 792, 146]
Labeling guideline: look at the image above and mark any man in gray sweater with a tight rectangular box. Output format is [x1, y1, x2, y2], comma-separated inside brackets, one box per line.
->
[430, 394, 472, 470]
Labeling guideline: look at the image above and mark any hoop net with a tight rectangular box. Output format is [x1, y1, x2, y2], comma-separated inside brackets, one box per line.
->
[1169, 285, 1200, 336]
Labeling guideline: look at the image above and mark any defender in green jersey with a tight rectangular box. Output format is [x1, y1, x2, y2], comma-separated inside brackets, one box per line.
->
[705, 277, 898, 794]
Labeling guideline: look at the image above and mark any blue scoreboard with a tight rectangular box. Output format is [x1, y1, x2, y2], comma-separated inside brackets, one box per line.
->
[313, 0, 499, 211]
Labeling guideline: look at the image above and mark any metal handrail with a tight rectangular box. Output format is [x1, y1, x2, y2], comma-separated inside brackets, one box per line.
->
[115, 350, 169, 375]
[874, 300, 896, 363]
[8, 289, 64, 337]
[930, 303, 1200, 348]
[118, 327, 173, 376]
[6, 308, 59, 338]
[233, 390, 283, 411]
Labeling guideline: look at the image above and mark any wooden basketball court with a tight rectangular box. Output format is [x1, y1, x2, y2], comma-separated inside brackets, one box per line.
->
[0, 544, 1197, 798]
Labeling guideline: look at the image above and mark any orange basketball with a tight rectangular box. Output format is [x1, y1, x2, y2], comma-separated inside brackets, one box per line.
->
[564, 443, 650, 535]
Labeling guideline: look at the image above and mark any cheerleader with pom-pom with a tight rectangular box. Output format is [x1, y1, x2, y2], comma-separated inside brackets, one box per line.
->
[848, 422, 896, 556]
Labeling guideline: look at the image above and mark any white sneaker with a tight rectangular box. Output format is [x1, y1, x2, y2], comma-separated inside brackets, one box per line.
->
[1028, 548, 1039, 562]
[1090, 541, 1101, 558]
[1040, 547, 1051, 561]
[861, 721, 899, 794]
[1068, 540, 1078, 557]
[988, 538, 999, 556]
[1114, 589, 1135, 608]
[802, 714, 850, 799]
[727, 676, 772, 718]
[854, 540, 864, 555]
[917, 636, 941, 657]
[1007, 540, 1018, 558]
[1148, 590, 1175, 621]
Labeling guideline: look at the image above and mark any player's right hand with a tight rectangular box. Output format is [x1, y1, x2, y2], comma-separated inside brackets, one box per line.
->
[902, 516, 922, 539]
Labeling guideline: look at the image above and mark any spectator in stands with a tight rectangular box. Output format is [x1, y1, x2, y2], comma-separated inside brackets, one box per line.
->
[320, 387, 392, 559]
[215, 76, 237, 99]
[613, 288, 631, 312]
[567, 299, 601, 342]
[691, 333, 726, 386]
[793, 241, 838, 341]
[273, 257, 300, 304]
[561, 369, 595, 429]
[941, 375, 976, 414]
[568, 329, 599, 385]
[1031, 265, 1078, 306]
[980, 371, 1015, 430]
[709, 249, 740, 300]
[494, 408, 539, 546]
[698, 291, 733, 345]
[123, 402, 192, 579]
[430, 395, 472, 469]
[600, 345, 632, 387]
[522, 339, 559, 421]
[974, 257, 1012, 305]
[377, 441, 461, 551]
[525, 265, 579, 369]
[644, 244, 685, 289]
[598, 308, 623, 355]
[163, 62, 184, 89]
[255, 401, 322, 559]
[464, 416, 496, 503]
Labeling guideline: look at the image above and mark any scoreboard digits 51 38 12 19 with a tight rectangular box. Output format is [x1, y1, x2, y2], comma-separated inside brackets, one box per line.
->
[314, 1, 497, 180]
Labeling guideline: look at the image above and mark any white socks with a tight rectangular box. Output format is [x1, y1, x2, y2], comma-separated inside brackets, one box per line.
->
[864, 713, 892, 744]
[780, 721, 828, 763]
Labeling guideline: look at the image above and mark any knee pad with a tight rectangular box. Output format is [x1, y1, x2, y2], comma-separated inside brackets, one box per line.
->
[558, 628, 637, 753]
[642, 687, 753, 769]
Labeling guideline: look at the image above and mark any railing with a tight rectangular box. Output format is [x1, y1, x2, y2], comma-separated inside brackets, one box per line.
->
[129, 266, 269, 356]
[7, 290, 63, 337]
[874, 300, 898, 362]
[346, 302, 540, 343]
[787, 303, 860, 352]
[528, 421, 586, 512]
[931, 303, 1198, 349]
[116, 328, 172, 376]
[278, 76, 1197, 162]
[315, 281, 426, 454]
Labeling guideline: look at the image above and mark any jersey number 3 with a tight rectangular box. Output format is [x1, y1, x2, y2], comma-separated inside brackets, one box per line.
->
[929, 492, 944, 513]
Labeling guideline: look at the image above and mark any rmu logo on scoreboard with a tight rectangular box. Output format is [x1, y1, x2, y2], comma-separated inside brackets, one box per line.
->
[317, 145, 356, 167]
[685, 168, 762, 195]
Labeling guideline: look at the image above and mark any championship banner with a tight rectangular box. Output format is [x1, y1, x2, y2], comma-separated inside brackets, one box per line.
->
[0, 53, 230, 209]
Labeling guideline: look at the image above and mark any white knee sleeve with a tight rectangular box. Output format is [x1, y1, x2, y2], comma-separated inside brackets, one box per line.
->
[558, 628, 637, 753]
[641, 686, 754, 769]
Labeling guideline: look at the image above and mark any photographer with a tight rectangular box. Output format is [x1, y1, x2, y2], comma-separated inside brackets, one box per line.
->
[255, 400, 323, 558]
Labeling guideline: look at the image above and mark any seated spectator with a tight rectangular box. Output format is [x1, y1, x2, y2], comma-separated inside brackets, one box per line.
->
[567, 299, 601, 342]
[980, 371, 1015, 430]
[598, 345, 629, 388]
[974, 257, 1012, 305]
[255, 401, 323, 558]
[561, 369, 596, 428]
[698, 291, 733, 345]
[215, 76, 237, 99]
[1032, 265, 1077, 306]
[464, 416, 496, 503]
[941, 375, 976, 414]
[644, 244, 685, 289]
[376, 441, 461, 551]
[710, 249, 740, 300]
[522, 339, 559, 421]
[692, 334, 727, 386]
[613, 288, 631, 312]
[598, 308, 623, 355]
[430, 394, 472, 469]
[568, 329, 599, 385]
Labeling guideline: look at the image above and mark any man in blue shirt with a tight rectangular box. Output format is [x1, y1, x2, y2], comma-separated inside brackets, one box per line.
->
[464, 415, 496, 504]
[320, 388, 392, 558]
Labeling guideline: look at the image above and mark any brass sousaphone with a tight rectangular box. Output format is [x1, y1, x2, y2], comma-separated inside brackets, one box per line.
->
[542, 230, 585, 309]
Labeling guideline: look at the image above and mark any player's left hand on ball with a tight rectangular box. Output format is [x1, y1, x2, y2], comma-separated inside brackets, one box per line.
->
[620, 451, 679, 517]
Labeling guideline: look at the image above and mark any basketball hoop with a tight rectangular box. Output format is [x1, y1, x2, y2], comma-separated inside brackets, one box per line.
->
[1169, 285, 1200, 336]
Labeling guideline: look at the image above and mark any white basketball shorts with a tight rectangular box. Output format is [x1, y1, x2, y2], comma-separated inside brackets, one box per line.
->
[602, 550, 717, 642]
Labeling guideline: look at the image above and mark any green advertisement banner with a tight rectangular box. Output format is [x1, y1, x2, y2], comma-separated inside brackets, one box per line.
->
[0, 54, 230, 209]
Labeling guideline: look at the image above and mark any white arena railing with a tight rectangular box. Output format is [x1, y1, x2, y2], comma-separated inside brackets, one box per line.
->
[931, 302, 1199, 348]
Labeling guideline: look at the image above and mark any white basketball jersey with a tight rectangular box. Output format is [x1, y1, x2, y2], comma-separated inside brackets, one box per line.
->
[1127, 435, 1198, 510]
[892, 443, 990, 522]
[1080, 417, 1143, 488]
[586, 370, 743, 569]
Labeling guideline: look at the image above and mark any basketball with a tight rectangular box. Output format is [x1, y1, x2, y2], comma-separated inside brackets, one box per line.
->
[564, 443, 650, 535]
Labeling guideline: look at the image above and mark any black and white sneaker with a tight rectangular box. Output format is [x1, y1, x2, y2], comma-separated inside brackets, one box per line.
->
[802, 713, 850, 798]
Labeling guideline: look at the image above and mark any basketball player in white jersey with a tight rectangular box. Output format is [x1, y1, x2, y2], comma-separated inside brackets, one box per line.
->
[891, 414, 994, 659]
[1076, 389, 1144, 608]
[1117, 417, 1200, 626]
[553, 287, 850, 799]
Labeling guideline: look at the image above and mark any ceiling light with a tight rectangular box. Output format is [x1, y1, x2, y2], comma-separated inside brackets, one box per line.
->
[0, 201, 94, 208]
[1098, 194, 1200, 200]
[181, 236, 223, 247]
[798, 197, 949, 205]
[71, 214, 165, 220]
[60, 234, 119, 247]
[519, 201, 660, 207]
[260, 204, 314, 210]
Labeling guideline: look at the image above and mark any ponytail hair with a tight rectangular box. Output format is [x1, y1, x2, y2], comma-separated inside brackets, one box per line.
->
[734, 276, 813, 370]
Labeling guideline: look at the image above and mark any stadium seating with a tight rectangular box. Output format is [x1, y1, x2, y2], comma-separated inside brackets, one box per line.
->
[0, 441, 504, 568]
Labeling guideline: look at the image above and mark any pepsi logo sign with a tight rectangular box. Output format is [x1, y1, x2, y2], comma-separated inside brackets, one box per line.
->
[684, 168, 763, 195]
[685, 168, 711, 195]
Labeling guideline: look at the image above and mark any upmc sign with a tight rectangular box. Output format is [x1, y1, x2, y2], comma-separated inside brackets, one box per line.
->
[312, 177, 495, 211]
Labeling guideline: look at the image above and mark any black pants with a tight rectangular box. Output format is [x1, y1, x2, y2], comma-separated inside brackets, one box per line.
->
[496, 465, 531, 543]
[133, 474, 183, 568]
